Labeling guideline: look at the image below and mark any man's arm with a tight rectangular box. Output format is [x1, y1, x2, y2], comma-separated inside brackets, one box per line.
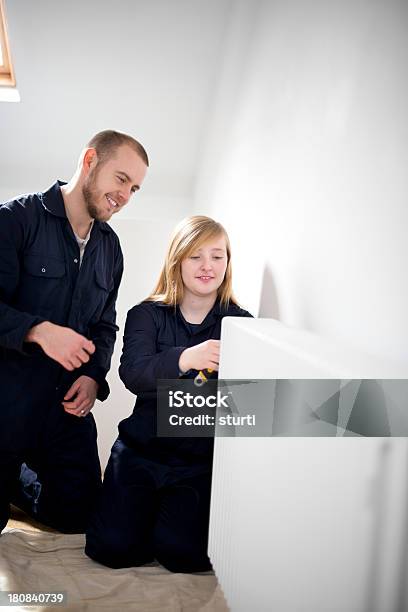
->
[25, 321, 95, 370]
[61, 374, 99, 417]
[77, 242, 124, 401]
[0, 201, 95, 367]
[0, 203, 47, 351]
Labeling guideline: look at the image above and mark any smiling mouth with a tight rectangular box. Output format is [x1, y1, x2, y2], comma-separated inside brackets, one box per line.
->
[106, 195, 119, 210]
[197, 276, 214, 281]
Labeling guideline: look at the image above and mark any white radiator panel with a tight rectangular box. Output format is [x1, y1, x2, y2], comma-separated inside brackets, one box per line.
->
[209, 318, 408, 612]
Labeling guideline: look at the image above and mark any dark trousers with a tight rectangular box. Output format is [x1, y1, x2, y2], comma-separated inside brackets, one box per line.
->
[0, 407, 102, 534]
[85, 439, 213, 573]
[0, 453, 21, 533]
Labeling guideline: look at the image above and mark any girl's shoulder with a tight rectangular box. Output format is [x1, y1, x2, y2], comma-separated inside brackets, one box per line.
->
[127, 299, 175, 323]
[221, 302, 254, 319]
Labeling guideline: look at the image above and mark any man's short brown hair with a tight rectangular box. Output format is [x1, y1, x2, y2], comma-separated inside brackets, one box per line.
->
[87, 130, 149, 167]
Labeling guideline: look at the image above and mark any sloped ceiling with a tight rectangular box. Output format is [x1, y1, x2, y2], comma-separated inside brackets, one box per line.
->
[0, 0, 232, 199]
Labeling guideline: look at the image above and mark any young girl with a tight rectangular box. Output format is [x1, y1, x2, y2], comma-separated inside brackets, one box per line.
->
[86, 215, 252, 572]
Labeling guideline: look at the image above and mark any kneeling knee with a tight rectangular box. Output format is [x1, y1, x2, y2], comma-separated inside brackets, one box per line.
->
[85, 530, 130, 568]
[155, 541, 212, 574]
[85, 529, 152, 569]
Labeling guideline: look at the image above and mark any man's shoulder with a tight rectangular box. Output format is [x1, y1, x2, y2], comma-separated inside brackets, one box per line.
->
[1, 181, 66, 217]
[1, 190, 43, 212]
[0, 191, 44, 224]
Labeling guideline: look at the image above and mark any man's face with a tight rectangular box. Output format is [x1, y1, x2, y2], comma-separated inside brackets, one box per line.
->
[82, 144, 147, 222]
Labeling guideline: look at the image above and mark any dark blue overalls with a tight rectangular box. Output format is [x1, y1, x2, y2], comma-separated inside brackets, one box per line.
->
[0, 182, 123, 533]
[85, 299, 252, 572]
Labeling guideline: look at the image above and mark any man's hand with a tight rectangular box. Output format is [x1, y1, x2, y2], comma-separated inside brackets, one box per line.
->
[25, 321, 95, 370]
[62, 375, 99, 417]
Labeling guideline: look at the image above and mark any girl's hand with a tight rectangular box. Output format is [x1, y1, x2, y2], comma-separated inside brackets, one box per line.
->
[179, 339, 220, 373]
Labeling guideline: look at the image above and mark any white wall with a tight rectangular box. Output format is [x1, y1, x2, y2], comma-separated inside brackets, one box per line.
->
[1, 0, 233, 199]
[194, 0, 408, 366]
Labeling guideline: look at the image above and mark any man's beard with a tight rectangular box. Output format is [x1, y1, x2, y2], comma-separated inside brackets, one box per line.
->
[82, 168, 110, 221]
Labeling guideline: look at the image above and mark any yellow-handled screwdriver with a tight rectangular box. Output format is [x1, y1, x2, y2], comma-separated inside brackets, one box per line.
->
[194, 368, 214, 387]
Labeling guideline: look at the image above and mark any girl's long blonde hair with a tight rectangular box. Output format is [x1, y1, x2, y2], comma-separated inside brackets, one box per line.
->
[146, 215, 237, 307]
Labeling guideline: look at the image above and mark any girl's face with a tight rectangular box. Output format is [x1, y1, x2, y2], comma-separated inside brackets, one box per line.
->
[181, 234, 228, 299]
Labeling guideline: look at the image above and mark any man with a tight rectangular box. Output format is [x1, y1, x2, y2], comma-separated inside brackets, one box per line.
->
[0, 130, 148, 533]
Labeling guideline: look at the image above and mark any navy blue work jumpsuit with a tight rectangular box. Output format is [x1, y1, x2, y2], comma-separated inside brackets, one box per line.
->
[0, 182, 123, 533]
[85, 299, 252, 572]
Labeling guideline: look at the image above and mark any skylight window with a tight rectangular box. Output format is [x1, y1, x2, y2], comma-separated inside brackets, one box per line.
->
[0, 0, 15, 87]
